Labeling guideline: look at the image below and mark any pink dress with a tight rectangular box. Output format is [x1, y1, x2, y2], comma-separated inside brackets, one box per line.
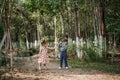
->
[38, 47, 49, 64]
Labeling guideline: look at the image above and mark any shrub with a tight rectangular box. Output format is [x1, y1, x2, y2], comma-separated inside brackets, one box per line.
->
[82, 46, 103, 62]
[17, 48, 39, 57]
[29, 48, 39, 55]
[67, 44, 77, 59]
[17, 50, 32, 57]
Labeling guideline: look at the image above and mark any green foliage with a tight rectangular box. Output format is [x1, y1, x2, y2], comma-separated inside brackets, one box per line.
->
[105, 0, 120, 46]
[17, 48, 39, 57]
[45, 0, 66, 15]
[106, 0, 120, 19]
[0, 0, 120, 63]
[82, 46, 103, 62]
[17, 50, 32, 57]
[67, 44, 77, 59]
[29, 48, 39, 54]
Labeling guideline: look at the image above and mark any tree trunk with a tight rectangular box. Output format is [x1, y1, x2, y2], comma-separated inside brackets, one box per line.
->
[54, 16, 58, 58]
[74, 1, 83, 59]
[100, 0, 105, 37]
[60, 14, 64, 36]
[99, 0, 106, 57]
[0, 0, 5, 22]
[4, 0, 14, 72]
[26, 32, 29, 49]
[0, 32, 7, 51]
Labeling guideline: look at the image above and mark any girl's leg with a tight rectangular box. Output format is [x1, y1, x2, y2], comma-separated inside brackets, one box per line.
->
[43, 64, 48, 70]
[39, 63, 42, 70]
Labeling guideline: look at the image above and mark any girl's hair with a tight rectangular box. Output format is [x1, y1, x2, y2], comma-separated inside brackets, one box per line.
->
[41, 40, 47, 45]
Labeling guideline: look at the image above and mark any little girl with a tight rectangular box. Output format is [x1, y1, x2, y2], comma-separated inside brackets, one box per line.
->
[38, 40, 54, 70]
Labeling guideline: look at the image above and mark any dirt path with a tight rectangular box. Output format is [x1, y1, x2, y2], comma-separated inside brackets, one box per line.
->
[1, 55, 120, 80]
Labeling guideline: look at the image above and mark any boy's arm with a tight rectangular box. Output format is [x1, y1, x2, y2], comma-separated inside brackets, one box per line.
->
[58, 43, 63, 47]
[61, 45, 68, 51]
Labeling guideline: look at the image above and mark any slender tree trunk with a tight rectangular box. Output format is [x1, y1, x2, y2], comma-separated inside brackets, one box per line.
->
[33, 11, 41, 49]
[100, 0, 105, 37]
[100, 0, 106, 58]
[26, 32, 29, 49]
[60, 14, 64, 36]
[37, 26, 41, 47]
[92, 0, 98, 47]
[0, 0, 5, 22]
[36, 14, 41, 47]
[0, 32, 7, 51]
[54, 16, 58, 58]
[4, 0, 14, 74]
[84, 0, 89, 48]
[74, 1, 83, 59]
[98, 0, 106, 57]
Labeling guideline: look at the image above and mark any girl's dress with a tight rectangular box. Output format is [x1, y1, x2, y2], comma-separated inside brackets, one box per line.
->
[38, 47, 49, 64]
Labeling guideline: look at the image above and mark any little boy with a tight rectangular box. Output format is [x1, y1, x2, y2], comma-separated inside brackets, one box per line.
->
[58, 38, 68, 70]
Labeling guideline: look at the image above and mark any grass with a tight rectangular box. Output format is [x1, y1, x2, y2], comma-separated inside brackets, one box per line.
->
[69, 59, 120, 74]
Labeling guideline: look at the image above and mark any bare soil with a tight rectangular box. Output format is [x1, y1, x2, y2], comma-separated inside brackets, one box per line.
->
[1, 55, 120, 80]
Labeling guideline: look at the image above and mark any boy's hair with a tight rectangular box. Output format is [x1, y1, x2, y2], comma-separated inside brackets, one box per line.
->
[63, 38, 68, 42]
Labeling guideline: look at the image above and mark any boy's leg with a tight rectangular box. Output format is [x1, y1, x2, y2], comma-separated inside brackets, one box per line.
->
[63, 53, 68, 67]
[60, 52, 63, 68]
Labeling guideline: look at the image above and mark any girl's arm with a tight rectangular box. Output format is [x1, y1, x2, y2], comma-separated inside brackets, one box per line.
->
[47, 47, 55, 50]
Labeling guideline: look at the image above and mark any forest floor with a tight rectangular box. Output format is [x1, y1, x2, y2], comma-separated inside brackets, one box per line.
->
[1, 55, 120, 80]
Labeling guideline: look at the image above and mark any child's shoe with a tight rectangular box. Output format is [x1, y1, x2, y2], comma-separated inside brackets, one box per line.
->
[65, 67, 68, 70]
[59, 67, 62, 70]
